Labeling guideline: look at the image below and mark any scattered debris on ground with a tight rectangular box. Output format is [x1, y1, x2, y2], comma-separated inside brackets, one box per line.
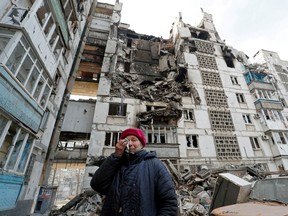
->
[49, 162, 270, 216]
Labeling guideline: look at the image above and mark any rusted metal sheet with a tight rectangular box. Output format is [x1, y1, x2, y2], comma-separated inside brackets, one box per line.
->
[211, 202, 288, 216]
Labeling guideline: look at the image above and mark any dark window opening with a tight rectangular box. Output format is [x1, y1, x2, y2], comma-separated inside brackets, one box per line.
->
[124, 62, 130, 72]
[236, 93, 245, 103]
[230, 76, 238, 85]
[250, 137, 260, 149]
[224, 56, 234, 68]
[108, 103, 127, 116]
[127, 38, 132, 47]
[146, 106, 152, 111]
[189, 30, 210, 41]
[222, 46, 235, 68]
[175, 67, 187, 82]
[80, 71, 93, 80]
[160, 135, 165, 143]
[187, 135, 198, 148]
[183, 109, 194, 121]
[198, 31, 210, 40]
[105, 132, 119, 146]
[189, 41, 197, 52]
[281, 98, 287, 107]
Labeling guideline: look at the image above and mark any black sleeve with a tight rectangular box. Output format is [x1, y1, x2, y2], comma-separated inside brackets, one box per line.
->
[90, 153, 122, 195]
[155, 160, 178, 216]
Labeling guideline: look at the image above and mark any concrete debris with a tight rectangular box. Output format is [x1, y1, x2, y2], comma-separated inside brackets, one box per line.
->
[137, 103, 182, 124]
[49, 162, 270, 216]
[108, 28, 202, 106]
[50, 191, 102, 216]
[110, 71, 196, 104]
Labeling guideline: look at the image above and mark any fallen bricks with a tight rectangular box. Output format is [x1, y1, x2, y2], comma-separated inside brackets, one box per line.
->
[49, 163, 267, 216]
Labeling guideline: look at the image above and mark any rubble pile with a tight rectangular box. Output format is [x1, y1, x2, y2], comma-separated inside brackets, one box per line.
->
[49, 191, 102, 216]
[49, 164, 266, 216]
[110, 71, 195, 104]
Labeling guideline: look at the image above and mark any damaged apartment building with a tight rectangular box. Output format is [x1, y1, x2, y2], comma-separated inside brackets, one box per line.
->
[0, 0, 95, 215]
[40, 0, 288, 211]
[1, 0, 287, 214]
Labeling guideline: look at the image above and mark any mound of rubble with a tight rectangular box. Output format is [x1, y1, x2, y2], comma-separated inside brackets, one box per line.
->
[49, 164, 266, 216]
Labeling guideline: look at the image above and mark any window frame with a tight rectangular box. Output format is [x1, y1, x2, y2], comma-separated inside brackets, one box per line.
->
[183, 109, 194, 121]
[186, 134, 199, 148]
[236, 93, 245, 103]
[249, 137, 260, 149]
[108, 103, 127, 116]
[242, 114, 252, 124]
[230, 76, 239, 85]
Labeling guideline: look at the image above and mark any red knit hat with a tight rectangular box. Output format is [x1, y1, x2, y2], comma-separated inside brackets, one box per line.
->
[120, 128, 146, 147]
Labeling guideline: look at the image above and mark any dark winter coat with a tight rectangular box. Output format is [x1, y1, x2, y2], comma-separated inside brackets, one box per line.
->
[90, 150, 178, 216]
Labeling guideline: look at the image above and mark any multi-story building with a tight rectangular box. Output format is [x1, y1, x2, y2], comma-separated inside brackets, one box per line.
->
[0, 0, 288, 214]
[48, 0, 288, 210]
[0, 0, 94, 214]
[82, 3, 288, 183]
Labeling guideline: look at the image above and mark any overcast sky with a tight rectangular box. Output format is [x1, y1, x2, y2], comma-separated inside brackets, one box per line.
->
[101, 0, 288, 61]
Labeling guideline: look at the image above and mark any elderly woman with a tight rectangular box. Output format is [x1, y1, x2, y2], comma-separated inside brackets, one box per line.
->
[90, 127, 178, 216]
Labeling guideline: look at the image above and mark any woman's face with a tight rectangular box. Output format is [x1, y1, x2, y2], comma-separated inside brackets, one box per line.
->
[125, 135, 143, 153]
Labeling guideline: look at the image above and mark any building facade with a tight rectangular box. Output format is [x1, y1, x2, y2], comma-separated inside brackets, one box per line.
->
[46, 0, 288, 209]
[0, 0, 94, 214]
[81, 4, 288, 189]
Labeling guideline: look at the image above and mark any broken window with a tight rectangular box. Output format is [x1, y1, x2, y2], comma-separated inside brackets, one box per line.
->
[36, 1, 51, 28]
[105, 132, 121, 147]
[224, 56, 234, 68]
[127, 38, 132, 47]
[0, 29, 15, 56]
[17, 134, 34, 173]
[249, 137, 260, 149]
[277, 111, 284, 121]
[3, 126, 35, 174]
[35, 1, 63, 58]
[40, 80, 52, 109]
[175, 67, 187, 82]
[6, 129, 28, 170]
[5, 34, 52, 108]
[108, 103, 127, 116]
[40, 110, 50, 130]
[186, 135, 198, 148]
[124, 62, 130, 72]
[6, 39, 26, 74]
[58, 140, 89, 150]
[24, 153, 36, 185]
[281, 98, 287, 107]
[183, 109, 194, 121]
[142, 125, 177, 144]
[273, 132, 288, 145]
[230, 76, 238, 85]
[53, 36, 64, 59]
[147, 131, 166, 143]
[242, 114, 252, 124]
[0, 116, 11, 168]
[236, 93, 245, 103]
[61, 0, 78, 34]
[263, 110, 271, 120]
[3, 7, 28, 25]
[222, 46, 235, 68]
[263, 110, 284, 122]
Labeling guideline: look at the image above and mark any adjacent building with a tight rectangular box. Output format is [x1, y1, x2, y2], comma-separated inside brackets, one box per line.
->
[0, 0, 94, 214]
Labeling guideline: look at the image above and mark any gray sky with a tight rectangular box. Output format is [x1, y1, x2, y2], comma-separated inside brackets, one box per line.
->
[101, 0, 288, 61]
